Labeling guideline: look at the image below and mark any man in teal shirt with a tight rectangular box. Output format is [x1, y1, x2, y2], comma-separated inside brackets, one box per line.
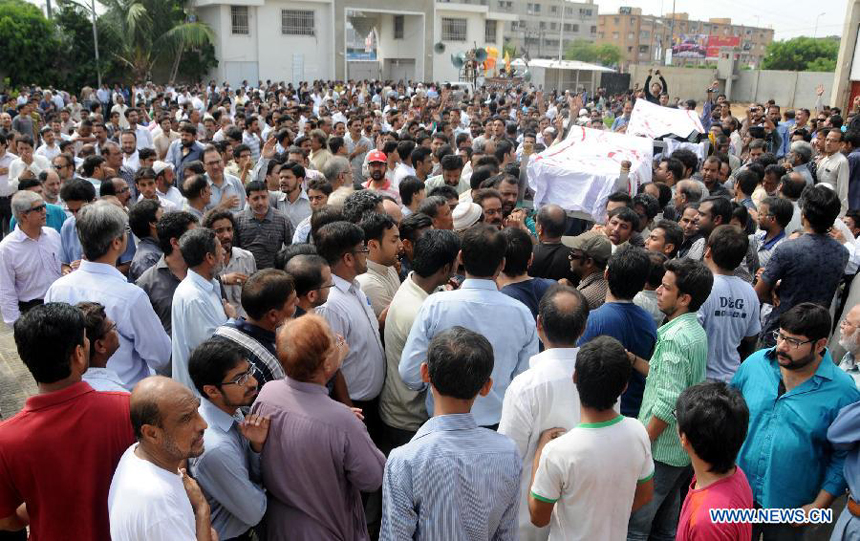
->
[9, 178, 67, 234]
[732, 302, 860, 540]
[626, 258, 713, 540]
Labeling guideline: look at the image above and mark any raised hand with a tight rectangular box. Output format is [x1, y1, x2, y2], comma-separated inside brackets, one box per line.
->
[238, 414, 271, 453]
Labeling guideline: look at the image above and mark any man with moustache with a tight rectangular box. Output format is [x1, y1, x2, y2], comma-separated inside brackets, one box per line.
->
[188, 339, 271, 540]
[274, 161, 312, 229]
[838, 304, 860, 388]
[108, 376, 216, 540]
[473, 188, 504, 229]
[364, 150, 400, 203]
[732, 303, 860, 540]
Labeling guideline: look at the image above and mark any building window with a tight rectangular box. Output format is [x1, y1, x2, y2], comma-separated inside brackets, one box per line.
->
[281, 9, 314, 36]
[534, 3, 541, 13]
[591, 25, 596, 34]
[550, 22, 557, 30]
[598, 32, 603, 38]
[639, 45, 649, 53]
[231, 6, 249, 35]
[572, 24, 580, 32]
[394, 15, 404, 39]
[612, 32, 619, 39]
[613, 16, 619, 24]
[442, 17, 467, 41]
[640, 30, 649, 39]
[550, 5, 557, 13]
[485, 19, 497, 43]
[580, 8, 592, 17]
[540, 21, 546, 29]
[627, 32, 634, 39]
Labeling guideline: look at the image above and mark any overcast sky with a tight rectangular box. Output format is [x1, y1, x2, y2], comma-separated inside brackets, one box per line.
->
[594, 0, 848, 40]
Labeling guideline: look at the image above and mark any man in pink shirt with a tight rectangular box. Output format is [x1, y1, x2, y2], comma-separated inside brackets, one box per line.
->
[676, 382, 754, 540]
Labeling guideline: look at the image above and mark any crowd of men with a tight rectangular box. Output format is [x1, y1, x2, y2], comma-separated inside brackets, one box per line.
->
[0, 74, 859, 541]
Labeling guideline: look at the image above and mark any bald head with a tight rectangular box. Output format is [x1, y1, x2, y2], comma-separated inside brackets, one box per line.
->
[536, 203, 567, 240]
[537, 285, 590, 346]
[383, 198, 402, 225]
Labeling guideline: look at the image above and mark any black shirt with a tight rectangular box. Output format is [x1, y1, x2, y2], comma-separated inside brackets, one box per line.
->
[529, 242, 574, 282]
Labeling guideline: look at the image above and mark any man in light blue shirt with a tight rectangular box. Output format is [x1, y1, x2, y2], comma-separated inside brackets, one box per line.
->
[400, 223, 539, 428]
[202, 147, 245, 213]
[827, 401, 860, 539]
[45, 200, 170, 388]
[188, 338, 269, 540]
[382, 326, 521, 540]
[171, 227, 235, 390]
[732, 303, 860, 540]
[166, 123, 206, 183]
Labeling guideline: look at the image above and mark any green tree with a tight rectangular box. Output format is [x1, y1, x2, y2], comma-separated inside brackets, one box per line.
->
[98, 0, 215, 82]
[53, 1, 124, 90]
[761, 37, 838, 72]
[563, 40, 620, 67]
[0, 0, 61, 87]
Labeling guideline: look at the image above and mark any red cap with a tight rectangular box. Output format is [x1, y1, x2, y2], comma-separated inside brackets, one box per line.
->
[367, 150, 387, 163]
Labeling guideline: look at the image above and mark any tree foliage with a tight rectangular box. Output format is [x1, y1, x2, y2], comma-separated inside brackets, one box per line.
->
[564, 40, 621, 67]
[761, 37, 838, 72]
[53, 0, 124, 90]
[0, 0, 61, 86]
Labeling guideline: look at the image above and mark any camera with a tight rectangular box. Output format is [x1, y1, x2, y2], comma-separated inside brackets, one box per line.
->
[707, 88, 715, 93]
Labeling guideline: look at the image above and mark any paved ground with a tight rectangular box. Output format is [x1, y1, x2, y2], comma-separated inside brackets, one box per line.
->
[0, 323, 36, 420]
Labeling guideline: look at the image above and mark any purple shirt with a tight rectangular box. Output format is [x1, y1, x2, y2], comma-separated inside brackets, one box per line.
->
[252, 377, 386, 540]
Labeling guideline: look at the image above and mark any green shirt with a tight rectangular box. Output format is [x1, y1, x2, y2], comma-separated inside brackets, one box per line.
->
[637, 312, 708, 467]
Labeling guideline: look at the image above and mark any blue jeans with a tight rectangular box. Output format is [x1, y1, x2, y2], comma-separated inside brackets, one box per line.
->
[627, 461, 691, 541]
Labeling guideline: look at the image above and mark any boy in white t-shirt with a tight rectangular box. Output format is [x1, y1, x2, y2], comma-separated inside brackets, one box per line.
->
[529, 335, 655, 541]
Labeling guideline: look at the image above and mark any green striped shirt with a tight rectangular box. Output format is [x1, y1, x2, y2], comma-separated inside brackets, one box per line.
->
[638, 312, 708, 467]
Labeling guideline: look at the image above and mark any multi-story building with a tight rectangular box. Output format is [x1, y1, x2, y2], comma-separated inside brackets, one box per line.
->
[488, 0, 598, 59]
[597, 7, 774, 71]
[193, 0, 511, 85]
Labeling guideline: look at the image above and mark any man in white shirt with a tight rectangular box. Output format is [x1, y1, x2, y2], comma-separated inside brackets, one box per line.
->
[0, 190, 62, 324]
[120, 131, 141, 172]
[45, 200, 171, 389]
[356, 212, 402, 317]
[126, 108, 154, 151]
[108, 376, 215, 540]
[35, 126, 61, 161]
[499, 285, 591, 541]
[171, 228, 236, 390]
[9, 135, 51, 184]
[0, 133, 17, 238]
[153, 161, 186, 208]
[111, 95, 129, 129]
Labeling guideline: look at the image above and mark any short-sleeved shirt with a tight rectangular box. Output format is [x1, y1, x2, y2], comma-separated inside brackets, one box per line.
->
[529, 242, 574, 282]
[234, 207, 293, 270]
[761, 233, 849, 344]
[576, 272, 608, 310]
[530, 416, 654, 541]
[677, 467, 754, 541]
[0, 382, 135, 540]
[501, 277, 556, 320]
[697, 274, 761, 382]
[578, 302, 657, 418]
[136, 255, 181, 336]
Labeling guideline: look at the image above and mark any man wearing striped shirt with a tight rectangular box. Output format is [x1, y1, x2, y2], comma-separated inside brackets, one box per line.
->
[381, 326, 521, 540]
[626, 258, 713, 541]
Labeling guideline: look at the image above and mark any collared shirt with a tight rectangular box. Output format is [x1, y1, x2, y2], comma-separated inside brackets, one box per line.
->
[189, 399, 265, 540]
[273, 189, 312, 229]
[251, 377, 386, 540]
[291, 214, 312, 244]
[638, 312, 708, 467]
[35, 142, 60, 161]
[400, 278, 539, 426]
[157, 186, 186, 209]
[363, 178, 402, 203]
[381, 413, 521, 540]
[206, 173, 245, 213]
[242, 131, 262, 161]
[392, 162, 416, 185]
[576, 272, 608, 310]
[357, 260, 401, 317]
[317, 274, 386, 401]
[0, 151, 16, 196]
[219, 247, 257, 318]
[83, 367, 128, 392]
[839, 352, 860, 389]
[827, 401, 860, 501]
[499, 347, 583, 541]
[818, 152, 850, 216]
[346, 134, 373, 180]
[182, 201, 206, 220]
[59, 216, 137, 266]
[128, 237, 163, 283]
[634, 289, 665, 328]
[732, 348, 860, 508]
[380, 273, 430, 432]
[171, 268, 228, 390]
[135, 255, 182, 336]
[166, 139, 206, 182]
[9, 155, 51, 182]
[0, 226, 62, 324]
[750, 229, 786, 272]
[215, 318, 283, 384]
[45, 260, 170, 388]
[234, 207, 293, 270]
[122, 150, 140, 172]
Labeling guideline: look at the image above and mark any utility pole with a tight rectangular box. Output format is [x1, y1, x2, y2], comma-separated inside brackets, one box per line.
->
[668, 0, 675, 66]
[91, 0, 102, 88]
[46, 0, 52, 19]
[558, 0, 565, 61]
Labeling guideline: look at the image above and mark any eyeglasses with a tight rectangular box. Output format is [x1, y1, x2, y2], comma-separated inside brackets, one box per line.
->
[568, 252, 584, 261]
[24, 203, 47, 215]
[351, 246, 370, 255]
[221, 365, 259, 386]
[317, 282, 335, 290]
[772, 331, 815, 350]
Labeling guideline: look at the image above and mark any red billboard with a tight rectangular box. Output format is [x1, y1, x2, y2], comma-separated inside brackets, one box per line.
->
[706, 35, 741, 58]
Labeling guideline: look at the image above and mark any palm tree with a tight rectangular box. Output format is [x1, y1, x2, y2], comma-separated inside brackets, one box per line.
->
[98, 0, 214, 83]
